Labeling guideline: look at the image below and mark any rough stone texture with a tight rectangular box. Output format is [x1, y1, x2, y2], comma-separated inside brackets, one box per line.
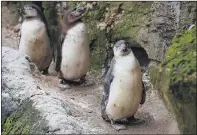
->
[149, 27, 196, 134]
[42, 1, 59, 46]
[139, 2, 178, 61]
[1, 47, 92, 134]
[66, 1, 196, 73]
[142, 2, 196, 61]
[1, 47, 44, 122]
[177, 2, 196, 32]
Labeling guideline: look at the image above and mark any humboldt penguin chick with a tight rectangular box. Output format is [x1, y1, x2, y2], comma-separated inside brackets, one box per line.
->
[19, 4, 53, 74]
[101, 40, 146, 131]
[56, 7, 90, 89]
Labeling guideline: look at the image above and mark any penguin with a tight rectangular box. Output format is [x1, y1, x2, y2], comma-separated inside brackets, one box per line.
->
[55, 7, 90, 89]
[19, 4, 53, 74]
[101, 40, 146, 131]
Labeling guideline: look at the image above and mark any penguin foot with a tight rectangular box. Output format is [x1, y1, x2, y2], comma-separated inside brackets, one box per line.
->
[58, 79, 71, 90]
[80, 77, 95, 87]
[111, 123, 127, 131]
[79, 76, 86, 84]
[41, 68, 49, 75]
[127, 116, 145, 125]
[80, 81, 95, 87]
[110, 120, 127, 131]
[101, 111, 110, 122]
[58, 84, 71, 90]
[80, 77, 89, 86]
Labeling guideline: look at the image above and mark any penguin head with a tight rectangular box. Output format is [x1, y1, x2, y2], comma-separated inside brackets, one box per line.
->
[113, 40, 131, 57]
[22, 4, 42, 19]
[63, 7, 86, 25]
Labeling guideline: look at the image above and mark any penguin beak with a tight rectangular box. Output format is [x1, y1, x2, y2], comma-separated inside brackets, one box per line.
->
[122, 44, 128, 52]
[123, 47, 128, 52]
[76, 7, 86, 14]
[70, 7, 86, 20]
[75, 7, 86, 17]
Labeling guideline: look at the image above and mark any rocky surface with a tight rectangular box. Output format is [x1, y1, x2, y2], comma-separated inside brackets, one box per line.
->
[1, 47, 92, 134]
[67, 1, 196, 70]
[1, 47, 42, 122]
[149, 27, 196, 134]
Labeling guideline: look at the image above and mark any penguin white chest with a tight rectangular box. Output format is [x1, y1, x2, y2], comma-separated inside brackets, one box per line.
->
[106, 54, 142, 120]
[61, 23, 90, 80]
[19, 19, 52, 70]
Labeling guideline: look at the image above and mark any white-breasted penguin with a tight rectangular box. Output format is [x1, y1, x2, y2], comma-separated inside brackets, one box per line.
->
[55, 7, 90, 89]
[19, 4, 53, 74]
[101, 40, 146, 131]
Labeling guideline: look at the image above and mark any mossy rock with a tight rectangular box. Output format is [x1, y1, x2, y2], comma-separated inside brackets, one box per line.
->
[2, 99, 48, 134]
[149, 27, 196, 134]
[42, 2, 60, 44]
[110, 2, 153, 42]
[67, 2, 153, 73]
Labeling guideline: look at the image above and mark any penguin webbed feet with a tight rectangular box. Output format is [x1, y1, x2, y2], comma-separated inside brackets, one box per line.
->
[110, 119, 127, 131]
[79, 76, 86, 84]
[101, 110, 110, 122]
[126, 116, 145, 125]
[79, 75, 94, 87]
[107, 116, 145, 131]
[79, 75, 90, 86]
[41, 68, 49, 75]
[58, 79, 71, 90]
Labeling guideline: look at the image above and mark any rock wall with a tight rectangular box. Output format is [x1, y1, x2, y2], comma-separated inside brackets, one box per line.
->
[149, 27, 196, 134]
[2, 47, 43, 122]
[1, 47, 92, 134]
[66, 1, 196, 73]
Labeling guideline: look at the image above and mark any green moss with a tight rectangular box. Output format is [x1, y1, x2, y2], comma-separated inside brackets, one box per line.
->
[2, 99, 48, 134]
[110, 2, 153, 42]
[149, 27, 196, 134]
[162, 27, 196, 84]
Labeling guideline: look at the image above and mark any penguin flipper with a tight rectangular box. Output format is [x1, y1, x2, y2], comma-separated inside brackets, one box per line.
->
[55, 34, 65, 72]
[101, 57, 115, 120]
[140, 81, 146, 104]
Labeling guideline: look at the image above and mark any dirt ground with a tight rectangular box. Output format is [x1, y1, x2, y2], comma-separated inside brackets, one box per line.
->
[41, 74, 180, 134]
[1, 5, 180, 134]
